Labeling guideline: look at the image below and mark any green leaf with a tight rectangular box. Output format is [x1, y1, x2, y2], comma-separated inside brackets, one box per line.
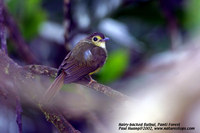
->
[6, 0, 46, 40]
[98, 49, 129, 83]
[183, 0, 200, 32]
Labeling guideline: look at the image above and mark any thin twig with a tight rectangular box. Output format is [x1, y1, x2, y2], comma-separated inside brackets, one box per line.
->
[2, 6, 38, 64]
[0, 0, 7, 54]
[16, 96, 22, 133]
[63, 0, 78, 50]
[64, 0, 71, 48]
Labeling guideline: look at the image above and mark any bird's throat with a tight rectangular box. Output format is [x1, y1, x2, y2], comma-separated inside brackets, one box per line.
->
[98, 42, 106, 49]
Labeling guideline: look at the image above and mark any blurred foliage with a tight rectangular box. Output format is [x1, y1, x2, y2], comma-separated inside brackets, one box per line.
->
[111, 1, 169, 54]
[42, 0, 63, 22]
[113, 1, 165, 25]
[183, 0, 200, 33]
[98, 49, 129, 83]
[111, 1, 172, 56]
[6, 0, 46, 40]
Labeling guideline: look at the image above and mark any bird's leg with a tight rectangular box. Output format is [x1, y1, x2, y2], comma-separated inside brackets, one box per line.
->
[88, 75, 97, 85]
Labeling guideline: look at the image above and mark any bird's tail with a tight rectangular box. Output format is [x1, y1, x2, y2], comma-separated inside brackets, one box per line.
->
[42, 71, 65, 104]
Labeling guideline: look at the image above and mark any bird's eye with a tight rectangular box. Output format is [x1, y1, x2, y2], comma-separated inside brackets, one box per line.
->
[93, 37, 98, 41]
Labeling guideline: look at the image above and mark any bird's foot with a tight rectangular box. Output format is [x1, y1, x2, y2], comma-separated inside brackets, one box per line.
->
[88, 75, 97, 86]
[88, 79, 97, 85]
[88, 75, 97, 85]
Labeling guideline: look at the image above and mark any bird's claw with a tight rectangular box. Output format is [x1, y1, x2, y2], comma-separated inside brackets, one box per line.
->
[88, 79, 97, 85]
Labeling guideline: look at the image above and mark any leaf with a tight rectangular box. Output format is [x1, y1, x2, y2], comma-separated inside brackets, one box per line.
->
[183, 0, 200, 32]
[6, 0, 46, 40]
[98, 49, 129, 83]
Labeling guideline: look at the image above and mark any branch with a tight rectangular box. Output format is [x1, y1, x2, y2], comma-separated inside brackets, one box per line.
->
[2, 6, 38, 64]
[16, 96, 22, 133]
[24, 65, 57, 78]
[23, 64, 129, 101]
[0, 50, 79, 133]
[0, 86, 7, 98]
[39, 104, 80, 133]
[77, 78, 130, 101]
[1, 3, 23, 132]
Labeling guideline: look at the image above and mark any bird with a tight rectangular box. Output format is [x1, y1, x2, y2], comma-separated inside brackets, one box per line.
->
[43, 32, 109, 103]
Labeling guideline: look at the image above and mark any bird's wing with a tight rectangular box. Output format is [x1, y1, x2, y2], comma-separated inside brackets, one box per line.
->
[58, 46, 107, 83]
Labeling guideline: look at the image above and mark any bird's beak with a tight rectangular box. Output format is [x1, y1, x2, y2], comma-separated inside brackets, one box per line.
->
[101, 37, 109, 42]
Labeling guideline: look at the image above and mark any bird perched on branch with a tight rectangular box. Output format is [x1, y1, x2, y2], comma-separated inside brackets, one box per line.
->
[43, 32, 109, 103]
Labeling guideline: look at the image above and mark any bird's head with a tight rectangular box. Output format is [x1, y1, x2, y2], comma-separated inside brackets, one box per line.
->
[87, 32, 109, 48]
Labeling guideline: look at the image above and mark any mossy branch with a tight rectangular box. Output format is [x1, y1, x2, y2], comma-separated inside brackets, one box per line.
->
[39, 104, 80, 133]
[24, 64, 129, 101]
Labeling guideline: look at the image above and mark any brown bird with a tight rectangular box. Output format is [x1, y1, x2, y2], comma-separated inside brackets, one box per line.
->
[43, 32, 109, 103]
